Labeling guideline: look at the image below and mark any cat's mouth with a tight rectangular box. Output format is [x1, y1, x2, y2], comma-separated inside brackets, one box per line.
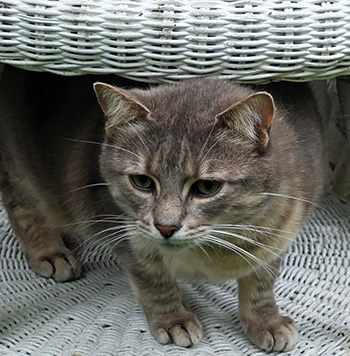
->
[146, 225, 194, 251]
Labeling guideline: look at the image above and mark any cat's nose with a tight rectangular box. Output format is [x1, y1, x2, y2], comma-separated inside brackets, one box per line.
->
[155, 224, 179, 239]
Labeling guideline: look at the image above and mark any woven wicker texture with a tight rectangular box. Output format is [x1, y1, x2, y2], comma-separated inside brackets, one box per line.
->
[0, 193, 350, 356]
[1, 0, 350, 82]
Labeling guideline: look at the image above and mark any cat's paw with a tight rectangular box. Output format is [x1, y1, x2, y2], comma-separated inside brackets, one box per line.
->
[150, 312, 203, 347]
[27, 247, 81, 282]
[243, 315, 298, 352]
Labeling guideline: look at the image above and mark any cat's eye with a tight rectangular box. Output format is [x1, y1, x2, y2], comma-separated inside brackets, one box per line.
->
[191, 180, 222, 197]
[130, 174, 155, 192]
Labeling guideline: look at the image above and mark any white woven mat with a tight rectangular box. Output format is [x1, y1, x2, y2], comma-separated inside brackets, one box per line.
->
[0, 193, 350, 356]
[1, 0, 350, 82]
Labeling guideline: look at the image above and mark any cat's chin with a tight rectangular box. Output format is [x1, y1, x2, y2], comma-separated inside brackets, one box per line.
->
[157, 241, 191, 253]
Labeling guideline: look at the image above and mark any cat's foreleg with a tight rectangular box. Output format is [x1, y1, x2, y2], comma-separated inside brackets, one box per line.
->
[2, 192, 81, 282]
[238, 259, 298, 352]
[124, 255, 203, 347]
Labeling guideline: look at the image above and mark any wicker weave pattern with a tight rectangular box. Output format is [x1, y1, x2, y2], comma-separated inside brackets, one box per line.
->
[1, 0, 350, 81]
[1, 194, 350, 356]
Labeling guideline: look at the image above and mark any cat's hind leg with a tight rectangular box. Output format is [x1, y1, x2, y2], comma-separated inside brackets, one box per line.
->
[2, 193, 81, 282]
[238, 259, 298, 351]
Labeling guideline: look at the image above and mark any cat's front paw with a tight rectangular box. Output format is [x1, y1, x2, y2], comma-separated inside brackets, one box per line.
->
[149, 311, 203, 347]
[243, 315, 298, 352]
[27, 247, 81, 282]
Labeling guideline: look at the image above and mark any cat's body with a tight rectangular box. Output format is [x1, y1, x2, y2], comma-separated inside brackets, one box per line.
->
[0, 65, 325, 351]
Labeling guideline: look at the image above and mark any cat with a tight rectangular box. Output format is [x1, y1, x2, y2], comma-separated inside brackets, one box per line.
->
[0, 65, 326, 352]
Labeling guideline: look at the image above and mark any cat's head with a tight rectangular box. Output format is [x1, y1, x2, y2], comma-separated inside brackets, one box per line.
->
[94, 79, 276, 252]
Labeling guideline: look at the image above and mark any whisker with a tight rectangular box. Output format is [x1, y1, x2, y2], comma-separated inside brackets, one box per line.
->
[260, 192, 324, 210]
[67, 223, 136, 258]
[205, 234, 278, 280]
[63, 137, 144, 161]
[191, 237, 213, 263]
[210, 229, 284, 258]
[84, 224, 135, 246]
[52, 183, 110, 197]
[213, 223, 298, 244]
[76, 232, 129, 271]
[84, 231, 130, 263]
[205, 235, 262, 279]
[52, 214, 133, 229]
[213, 223, 295, 235]
[240, 223, 300, 244]
[73, 226, 136, 270]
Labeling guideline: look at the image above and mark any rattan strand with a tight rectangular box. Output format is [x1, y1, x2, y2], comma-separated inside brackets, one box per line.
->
[0, 0, 350, 82]
[0, 193, 350, 356]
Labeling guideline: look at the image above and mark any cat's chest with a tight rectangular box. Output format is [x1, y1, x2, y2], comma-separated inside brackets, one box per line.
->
[164, 248, 253, 283]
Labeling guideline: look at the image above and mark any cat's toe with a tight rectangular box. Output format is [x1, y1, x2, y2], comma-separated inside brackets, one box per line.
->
[244, 315, 298, 352]
[28, 250, 81, 282]
[151, 312, 203, 347]
[168, 319, 202, 347]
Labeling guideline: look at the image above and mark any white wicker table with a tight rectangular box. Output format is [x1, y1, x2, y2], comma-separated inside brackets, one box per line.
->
[0, 0, 350, 81]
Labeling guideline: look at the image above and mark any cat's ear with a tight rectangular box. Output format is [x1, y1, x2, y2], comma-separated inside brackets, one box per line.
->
[215, 92, 275, 150]
[93, 82, 150, 129]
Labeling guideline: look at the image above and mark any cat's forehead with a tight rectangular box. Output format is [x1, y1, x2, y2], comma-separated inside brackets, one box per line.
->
[147, 135, 197, 177]
[143, 131, 251, 182]
[115, 79, 259, 179]
[129, 79, 254, 123]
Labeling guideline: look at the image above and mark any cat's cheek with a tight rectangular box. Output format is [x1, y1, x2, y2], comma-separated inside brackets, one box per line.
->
[106, 182, 151, 217]
[109, 191, 137, 216]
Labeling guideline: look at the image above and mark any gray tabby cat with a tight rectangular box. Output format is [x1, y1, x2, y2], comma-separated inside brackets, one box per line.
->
[0, 65, 325, 352]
